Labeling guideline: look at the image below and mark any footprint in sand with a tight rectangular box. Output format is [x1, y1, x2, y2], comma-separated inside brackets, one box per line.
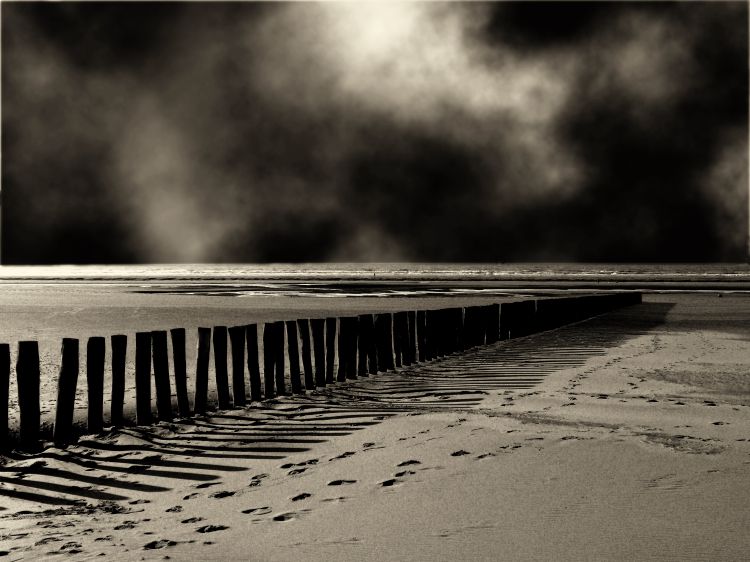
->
[210, 491, 236, 499]
[397, 460, 421, 467]
[331, 452, 356, 461]
[273, 510, 310, 522]
[451, 450, 471, 457]
[328, 479, 356, 486]
[241, 507, 272, 515]
[181, 517, 204, 524]
[183, 493, 199, 501]
[380, 479, 401, 487]
[143, 539, 176, 550]
[194, 482, 220, 489]
[321, 497, 347, 503]
[166, 506, 183, 513]
[291, 493, 312, 501]
[128, 499, 150, 505]
[196, 525, 229, 533]
[394, 470, 416, 478]
[475, 453, 495, 460]
[288, 468, 307, 476]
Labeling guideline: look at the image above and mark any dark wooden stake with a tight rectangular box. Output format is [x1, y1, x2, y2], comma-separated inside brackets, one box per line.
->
[286, 321, 302, 394]
[417, 310, 427, 362]
[213, 326, 231, 410]
[194, 327, 211, 415]
[298, 319, 315, 390]
[151, 331, 173, 421]
[325, 317, 337, 384]
[229, 326, 246, 407]
[347, 317, 359, 380]
[407, 311, 417, 365]
[0, 344, 9, 448]
[110, 335, 127, 426]
[169, 328, 191, 417]
[246, 324, 262, 401]
[311, 319, 326, 387]
[337, 317, 348, 383]
[16, 341, 40, 448]
[54, 338, 79, 446]
[263, 323, 277, 400]
[357, 314, 370, 377]
[135, 332, 153, 425]
[86, 336, 106, 433]
[273, 322, 286, 396]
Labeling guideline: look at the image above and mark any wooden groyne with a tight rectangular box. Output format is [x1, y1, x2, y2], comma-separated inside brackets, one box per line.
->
[0, 292, 642, 450]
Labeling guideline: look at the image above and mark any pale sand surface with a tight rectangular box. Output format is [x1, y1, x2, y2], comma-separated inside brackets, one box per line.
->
[0, 293, 749, 560]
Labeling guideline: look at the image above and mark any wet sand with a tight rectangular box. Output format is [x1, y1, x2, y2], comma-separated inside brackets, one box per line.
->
[0, 292, 749, 560]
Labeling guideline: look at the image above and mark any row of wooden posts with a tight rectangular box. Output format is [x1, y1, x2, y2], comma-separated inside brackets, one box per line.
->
[0, 292, 641, 449]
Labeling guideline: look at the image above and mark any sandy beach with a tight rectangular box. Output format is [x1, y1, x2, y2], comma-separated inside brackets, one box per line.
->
[0, 291, 747, 560]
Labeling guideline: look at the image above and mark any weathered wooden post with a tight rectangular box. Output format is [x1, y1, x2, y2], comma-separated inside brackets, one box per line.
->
[213, 326, 231, 410]
[337, 317, 348, 383]
[135, 332, 153, 425]
[229, 326, 247, 406]
[362, 314, 378, 375]
[392, 312, 404, 368]
[246, 325, 262, 401]
[286, 321, 302, 394]
[151, 331, 172, 421]
[357, 314, 370, 377]
[346, 317, 359, 380]
[263, 323, 277, 400]
[110, 334, 127, 426]
[424, 310, 435, 360]
[407, 311, 417, 365]
[87, 336, 106, 432]
[325, 317, 337, 384]
[194, 327, 211, 415]
[0, 344, 9, 448]
[16, 341, 40, 448]
[375, 313, 395, 371]
[54, 338, 79, 446]
[169, 328, 191, 417]
[311, 319, 326, 387]
[273, 322, 286, 396]
[297, 319, 315, 390]
[417, 310, 427, 362]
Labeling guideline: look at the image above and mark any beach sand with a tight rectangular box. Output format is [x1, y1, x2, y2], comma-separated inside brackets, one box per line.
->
[0, 292, 749, 560]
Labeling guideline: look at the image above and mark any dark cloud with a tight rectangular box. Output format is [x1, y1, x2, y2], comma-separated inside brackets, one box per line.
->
[2, 2, 747, 264]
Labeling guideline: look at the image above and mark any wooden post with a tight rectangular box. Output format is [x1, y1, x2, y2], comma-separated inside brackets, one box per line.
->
[311, 319, 326, 387]
[298, 319, 315, 389]
[346, 317, 359, 380]
[325, 317, 336, 384]
[407, 311, 417, 364]
[110, 335, 127, 426]
[417, 310, 427, 362]
[135, 332, 153, 425]
[357, 314, 370, 377]
[286, 321, 302, 394]
[0, 344, 9, 448]
[194, 327, 211, 415]
[393, 312, 405, 367]
[424, 310, 434, 360]
[263, 323, 277, 400]
[229, 326, 247, 406]
[375, 313, 394, 371]
[213, 326, 231, 410]
[86, 336, 106, 433]
[169, 328, 191, 417]
[362, 314, 378, 375]
[246, 324, 262, 401]
[16, 341, 40, 448]
[337, 317, 348, 383]
[151, 331, 173, 421]
[273, 321, 286, 396]
[53, 338, 79, 446]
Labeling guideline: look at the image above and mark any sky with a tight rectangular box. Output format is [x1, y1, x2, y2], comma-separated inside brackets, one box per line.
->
[2, 1, 748, 264]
